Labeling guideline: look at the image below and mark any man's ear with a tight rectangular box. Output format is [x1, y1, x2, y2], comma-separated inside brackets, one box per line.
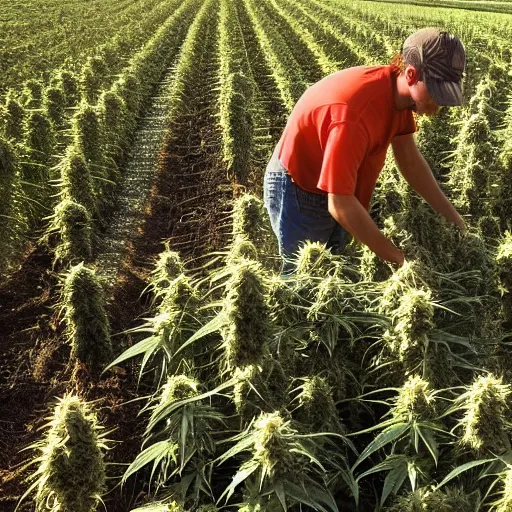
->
[405, 65, 420, 86]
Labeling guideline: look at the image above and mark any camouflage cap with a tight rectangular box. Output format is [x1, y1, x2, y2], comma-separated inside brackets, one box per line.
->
[402, 28, 466, 106]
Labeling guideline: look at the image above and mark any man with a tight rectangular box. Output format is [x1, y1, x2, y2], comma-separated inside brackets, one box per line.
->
[263, 28, 467, 271]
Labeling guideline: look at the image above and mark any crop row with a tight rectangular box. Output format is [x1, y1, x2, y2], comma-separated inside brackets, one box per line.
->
[0, 0, 187, 94]
[0, 0, 202, 275]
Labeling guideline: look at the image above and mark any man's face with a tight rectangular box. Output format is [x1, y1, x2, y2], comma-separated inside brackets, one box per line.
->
[410, 80, 441, 116]
[405, 66, 441, 117]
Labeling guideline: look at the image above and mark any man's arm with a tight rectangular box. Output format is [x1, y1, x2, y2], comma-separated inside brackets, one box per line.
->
[328, 194, 404, 265]
[391, 133, 466, 230]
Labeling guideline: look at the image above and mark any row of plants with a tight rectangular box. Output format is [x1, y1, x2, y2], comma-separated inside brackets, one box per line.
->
[217, 0, 256, 185]
[299, 0, 388, 65]
[268, 0, 340, 77]
[0, 0, 185, 93]
[242, 0, 308, 114]
[229, 0, 287, 182]
[0, 0, 203, 275]
[252, 0, 325, 86]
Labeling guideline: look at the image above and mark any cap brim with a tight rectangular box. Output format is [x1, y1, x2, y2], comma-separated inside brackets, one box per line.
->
[425, 75, 463, 106]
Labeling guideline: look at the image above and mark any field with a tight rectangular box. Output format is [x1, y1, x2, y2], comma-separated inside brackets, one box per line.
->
[1, 0, 512, 510]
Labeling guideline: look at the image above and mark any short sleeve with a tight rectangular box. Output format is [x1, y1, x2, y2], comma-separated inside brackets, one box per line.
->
[395, 110, 417, 137]
[317, 122, 369, 195]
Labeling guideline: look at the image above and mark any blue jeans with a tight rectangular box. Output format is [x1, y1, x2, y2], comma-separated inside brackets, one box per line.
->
[263, 147, 346, 273]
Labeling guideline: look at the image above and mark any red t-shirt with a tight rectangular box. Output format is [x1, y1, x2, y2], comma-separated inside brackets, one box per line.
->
[277, 65, 416, 211]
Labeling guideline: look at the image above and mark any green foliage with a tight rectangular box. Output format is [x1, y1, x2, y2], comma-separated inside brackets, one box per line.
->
[43, 85, 67, 127]
[392, 375, 437, 423]
[53, 199, 93, 264]
[492, 466, 512, 512]
[98, 89, 127, 163]
[218, 411, 345, 511]
[62, 263, 112, 377]
[478, 215, 502, 246]
[113, 72, 141, 114]
[305, 275, 362, 355]
[2, 92, 25, 141]
[233, 361, 288, 420]
[24, 110, 55, 158]
[353, 376, 443, 506]
[23, 110, 55, 188]
[125, 375, 224, 503]
[59, 70, 81, 107]
[72, 101, 104, 166]
[0, 136, 25, 273]
[243, 0, 308, 112]
[232, 194, 267, 247]
[21, 78, 43, 108]
[131, 503, 183, 512]
[226, 235, 259, 267]
[292, 375, 343, 433]
[384, 486, 479, 512]
[104, 267, 200, 386]
[448, 76, 500, 220]
[497, 232, 512, 324]
[221, 260, 273, 370]
[451, 374, 511, 455]
[218, 0, 255, 184]
[80, 55, 110, 103]
[16, 394, 108, 512]
[148, 243, 186, 307]
[60, 146, 96, 216]
[294, 241, 343, 278]
[219, 71, 254, 183]
[388, 289, 435, 368]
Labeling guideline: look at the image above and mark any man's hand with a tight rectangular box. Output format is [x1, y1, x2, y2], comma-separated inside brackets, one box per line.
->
[391, 247, 405, 267]
[454, 213, 468, 232]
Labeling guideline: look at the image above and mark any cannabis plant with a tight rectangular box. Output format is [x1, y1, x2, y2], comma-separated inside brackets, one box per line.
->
[22, 78, 43, 108]
[218, 411, 349, 511]
[449, 374, 512, 455]
[16, 394, 109, 512]
[62, 263, 112, 377]
[233, 360, 288, 421]
[232, 194, 269, 254]
[124, 375, 224, 504]
[60, 146, 97, 217]
[53, 199, 93, 264]
[105, 273, 200, 387]
[0, 135, 26, 273]
[146, 243, 186, 308]
[497, 232, 512, 325]
[130, 501, 184, 512]
[43, 84, 67, 127]
[2, 92, 25, 141]
[384, 486, 480, 512]
[353, 376, 443, 507]
[220, 260, 273, 371]
[80, 55, 110, 103]
[291, 375, 344, 433]
[72, 101, 104, 170]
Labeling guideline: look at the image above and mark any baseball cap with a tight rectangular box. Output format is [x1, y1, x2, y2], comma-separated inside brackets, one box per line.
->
[402, 28, 466, 106]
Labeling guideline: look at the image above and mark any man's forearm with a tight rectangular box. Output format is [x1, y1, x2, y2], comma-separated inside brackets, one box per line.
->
[328, 194, 403, 264]
[396, 145, 462, 225]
